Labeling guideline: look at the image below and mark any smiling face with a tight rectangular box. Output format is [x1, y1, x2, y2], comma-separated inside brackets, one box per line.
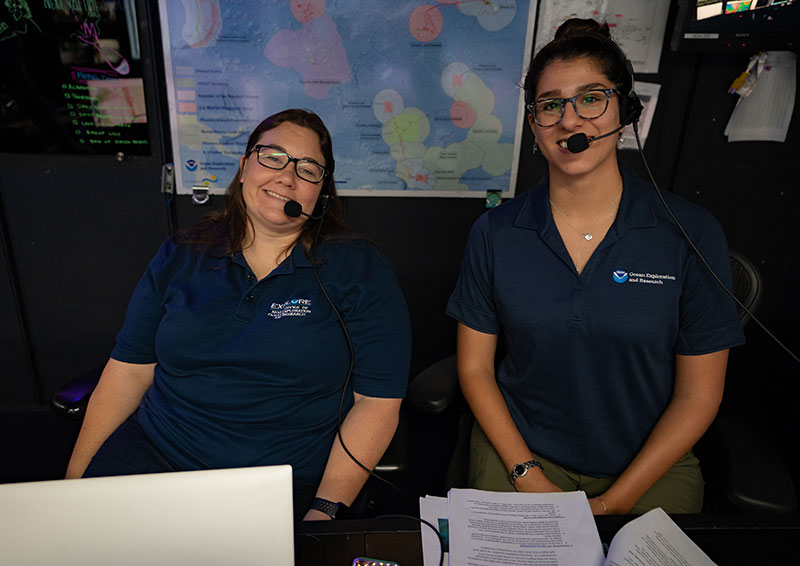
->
[239, 121, 326, 238]
[528, 57, 621, 183]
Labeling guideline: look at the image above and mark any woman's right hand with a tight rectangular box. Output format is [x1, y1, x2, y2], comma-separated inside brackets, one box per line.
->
[513, 467, 563, 493]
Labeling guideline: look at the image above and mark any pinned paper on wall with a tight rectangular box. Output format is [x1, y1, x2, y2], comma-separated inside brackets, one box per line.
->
[536, 0, 671, 74]
[725, 51, 797, 143]
[620, 81, 661, 150]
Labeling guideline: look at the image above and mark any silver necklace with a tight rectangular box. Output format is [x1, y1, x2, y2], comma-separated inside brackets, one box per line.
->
[550, 190, 622, 241]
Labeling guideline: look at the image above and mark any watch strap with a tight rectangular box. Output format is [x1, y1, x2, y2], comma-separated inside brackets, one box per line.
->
[309, 497, 348, 519]
[509, 459, 543, 486]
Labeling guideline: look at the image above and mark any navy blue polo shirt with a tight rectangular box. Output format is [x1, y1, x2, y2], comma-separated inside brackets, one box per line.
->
[111, 237, 411, 491]
[447, 166, 745, 476]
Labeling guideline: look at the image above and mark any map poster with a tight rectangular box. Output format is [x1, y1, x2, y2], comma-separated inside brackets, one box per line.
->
[159, 1, 537, 197]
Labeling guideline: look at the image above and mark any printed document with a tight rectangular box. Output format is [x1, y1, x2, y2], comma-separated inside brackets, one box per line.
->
[421, 489, 718, 566]
[448, 489, 605, 565]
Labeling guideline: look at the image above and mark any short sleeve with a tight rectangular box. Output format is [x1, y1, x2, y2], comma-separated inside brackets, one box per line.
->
[111, 240, 176, 364]
[675, 213, 745, 355]
[329, 243, 411, 399]
[446, 213, 499, 334]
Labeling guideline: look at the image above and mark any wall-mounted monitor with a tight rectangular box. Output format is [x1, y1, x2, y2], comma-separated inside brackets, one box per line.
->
[0, 2, 151, 155]
[671, 0, 799, 52]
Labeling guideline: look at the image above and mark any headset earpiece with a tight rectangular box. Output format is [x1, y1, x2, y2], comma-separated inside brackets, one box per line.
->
[615, 45, 642, 127]
[312, 184, 332, 218]
[620, 91, 644, 126]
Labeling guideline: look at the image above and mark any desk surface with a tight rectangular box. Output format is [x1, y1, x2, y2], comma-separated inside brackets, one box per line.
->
[295, 514, 800, 565]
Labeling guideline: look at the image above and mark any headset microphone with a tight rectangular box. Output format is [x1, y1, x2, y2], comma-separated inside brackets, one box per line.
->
[283, 196, 329, 220]
[566, 124, 625, 153]
[283, 199, 305, 218]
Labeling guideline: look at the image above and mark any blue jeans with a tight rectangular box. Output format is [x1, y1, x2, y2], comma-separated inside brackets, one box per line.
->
[83, 412, 178, 477]
[83, 411, 316, 520]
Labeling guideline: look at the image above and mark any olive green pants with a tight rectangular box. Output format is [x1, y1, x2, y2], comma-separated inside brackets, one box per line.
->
[468, 422, 704, 514]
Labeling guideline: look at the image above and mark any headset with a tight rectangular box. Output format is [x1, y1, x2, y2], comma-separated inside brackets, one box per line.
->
[282, 155, 333, 220]
[287, 155, 413, 516]
[524, 32, 642, 153]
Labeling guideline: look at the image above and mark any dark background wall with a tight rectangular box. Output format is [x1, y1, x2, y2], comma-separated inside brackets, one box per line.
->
[1, 1, 797, 504]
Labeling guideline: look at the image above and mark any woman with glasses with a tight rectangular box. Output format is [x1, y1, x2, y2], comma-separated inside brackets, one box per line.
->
[447, 19, 743, 514]
[66, 109, 411, 521]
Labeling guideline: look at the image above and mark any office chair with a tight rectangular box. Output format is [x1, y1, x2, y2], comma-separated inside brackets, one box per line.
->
[407, 249, 797, 513]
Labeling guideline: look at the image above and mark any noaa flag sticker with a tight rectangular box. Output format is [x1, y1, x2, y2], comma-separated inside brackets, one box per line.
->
[613, 270, 629, 284]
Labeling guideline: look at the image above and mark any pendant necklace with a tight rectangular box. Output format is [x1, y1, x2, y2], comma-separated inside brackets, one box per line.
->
[550, 189, 623, 242]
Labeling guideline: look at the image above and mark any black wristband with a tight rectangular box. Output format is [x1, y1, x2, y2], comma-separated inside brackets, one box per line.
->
[309, 497, 348, 519]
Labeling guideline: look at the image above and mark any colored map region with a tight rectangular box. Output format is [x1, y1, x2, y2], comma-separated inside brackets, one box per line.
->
[159, 1, 534, 196]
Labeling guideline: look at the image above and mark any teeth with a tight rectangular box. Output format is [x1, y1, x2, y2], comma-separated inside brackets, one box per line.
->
[558, 140, 568, 149]
[265, 190, 289, 201]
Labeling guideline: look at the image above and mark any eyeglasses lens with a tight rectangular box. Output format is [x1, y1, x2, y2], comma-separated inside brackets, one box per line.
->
[257, 148, 325, 183]
[534, 90, 611, 127]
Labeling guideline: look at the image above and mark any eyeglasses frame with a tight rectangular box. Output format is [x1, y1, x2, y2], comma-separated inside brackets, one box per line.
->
[526, 88, 621, 128]
[249, 144, 328, 184]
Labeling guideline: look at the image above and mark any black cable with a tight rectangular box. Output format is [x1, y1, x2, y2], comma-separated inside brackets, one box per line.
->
[374, 514, 445, 566]
[633, 122, 799, 364]
[307, 217, 409, 509]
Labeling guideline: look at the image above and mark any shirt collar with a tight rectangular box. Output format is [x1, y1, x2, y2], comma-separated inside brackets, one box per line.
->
[513, 163, 658, 235]
[229, 240, 314, 272]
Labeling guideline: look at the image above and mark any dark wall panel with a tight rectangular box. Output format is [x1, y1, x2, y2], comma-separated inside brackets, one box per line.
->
[0, 197, 35, 405]
[671, 51, 800, 489]
[0, 155, 168, 400]
[673, 52, 800, 333]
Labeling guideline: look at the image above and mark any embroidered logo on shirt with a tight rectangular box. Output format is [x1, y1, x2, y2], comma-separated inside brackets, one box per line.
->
[612, 270, 676, 286]
[268, 298, 312, 319]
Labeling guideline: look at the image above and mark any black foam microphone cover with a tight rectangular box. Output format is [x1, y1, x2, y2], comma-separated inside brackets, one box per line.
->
[283, 200, 303, 218]
[566, 133, 590, 153]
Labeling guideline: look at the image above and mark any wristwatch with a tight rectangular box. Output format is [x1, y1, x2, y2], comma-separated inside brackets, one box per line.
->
[509, 459, 543, 486]
[309, 497, 349, 519]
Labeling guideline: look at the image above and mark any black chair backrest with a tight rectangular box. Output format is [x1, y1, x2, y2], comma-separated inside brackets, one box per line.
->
[729, 249, 762, 327]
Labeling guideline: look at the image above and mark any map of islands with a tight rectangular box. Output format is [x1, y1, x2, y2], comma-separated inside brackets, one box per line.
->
[160, 1, 533, 196]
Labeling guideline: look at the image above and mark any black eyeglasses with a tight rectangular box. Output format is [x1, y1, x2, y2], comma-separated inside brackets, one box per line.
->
[250, 145, 328, 183]
[527, 88, 620, 127]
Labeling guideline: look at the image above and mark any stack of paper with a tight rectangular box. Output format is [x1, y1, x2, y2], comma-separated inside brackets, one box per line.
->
[420, 489, 717, 566]
[725, 51, 797, 143]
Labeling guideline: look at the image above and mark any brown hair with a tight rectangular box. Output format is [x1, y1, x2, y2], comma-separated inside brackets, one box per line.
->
[175, 109, 355, 257]
[523, 18, 632, 103]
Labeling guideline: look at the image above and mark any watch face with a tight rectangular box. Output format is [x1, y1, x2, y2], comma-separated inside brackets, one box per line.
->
[513, 464, 525, 477]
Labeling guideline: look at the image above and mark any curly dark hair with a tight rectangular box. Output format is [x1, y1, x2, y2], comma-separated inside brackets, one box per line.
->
[523, 18, 633, 105]
[175, 109, 354, 257]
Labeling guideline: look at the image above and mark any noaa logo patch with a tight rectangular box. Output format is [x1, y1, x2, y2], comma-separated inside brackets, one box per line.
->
[185, 159, 198, 171]
[613, 270, 629, 284]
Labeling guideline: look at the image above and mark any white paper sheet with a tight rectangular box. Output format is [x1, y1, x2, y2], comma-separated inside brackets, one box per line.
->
[605, 508, 717, 566]
[420, 495, 450, 566]
[725, 51, 797, 143]
[535, 0, 671, 74]
[621, 81, 661, 150]
[447, 489, 605, 566]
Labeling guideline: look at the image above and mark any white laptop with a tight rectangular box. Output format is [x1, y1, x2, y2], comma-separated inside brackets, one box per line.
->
[0, 465, 294, 565]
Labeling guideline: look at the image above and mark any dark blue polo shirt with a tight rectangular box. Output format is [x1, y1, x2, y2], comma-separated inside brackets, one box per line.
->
[447, 166, 745, 476]
[111, 237, 411, 491]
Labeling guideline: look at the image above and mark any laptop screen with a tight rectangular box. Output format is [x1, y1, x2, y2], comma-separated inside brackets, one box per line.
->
[0, 465, 294, 565]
